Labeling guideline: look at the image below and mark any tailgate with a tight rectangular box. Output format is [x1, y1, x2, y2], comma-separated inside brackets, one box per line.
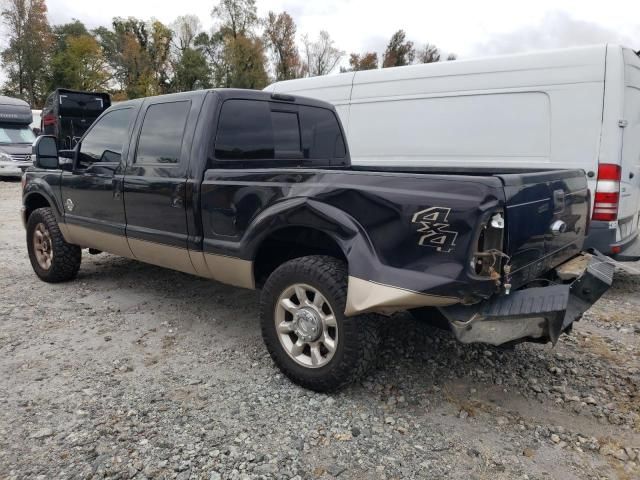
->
[498, 169, 589, 288]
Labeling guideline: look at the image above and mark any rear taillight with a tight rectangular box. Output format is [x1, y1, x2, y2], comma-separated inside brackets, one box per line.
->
[42, 114, 56, 126]
[592, 163, 621, 221]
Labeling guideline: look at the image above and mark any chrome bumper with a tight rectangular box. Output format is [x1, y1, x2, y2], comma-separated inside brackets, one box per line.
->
[0, 160, 31, 177]
[439, 251, 614, 346]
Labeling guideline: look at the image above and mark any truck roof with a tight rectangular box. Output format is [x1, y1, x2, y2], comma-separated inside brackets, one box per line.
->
[111, 88, 340, 111]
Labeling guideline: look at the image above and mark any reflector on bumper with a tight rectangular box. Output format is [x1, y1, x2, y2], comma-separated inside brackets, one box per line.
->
[439, 251, 614, 346]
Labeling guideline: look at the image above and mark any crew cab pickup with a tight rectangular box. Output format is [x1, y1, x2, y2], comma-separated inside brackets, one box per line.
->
[22, 89, 613, 391]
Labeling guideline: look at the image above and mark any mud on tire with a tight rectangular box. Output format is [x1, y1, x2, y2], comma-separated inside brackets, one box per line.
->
[260, 255, 380, 392]
[26, 207, 81, 283]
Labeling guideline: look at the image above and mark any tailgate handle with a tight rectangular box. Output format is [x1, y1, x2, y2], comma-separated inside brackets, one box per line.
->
[550, 220, 567, 236]
[553, 189, 565, 213]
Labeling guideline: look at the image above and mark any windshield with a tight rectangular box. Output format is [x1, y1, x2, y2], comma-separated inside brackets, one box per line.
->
[0, 125, 36, 144]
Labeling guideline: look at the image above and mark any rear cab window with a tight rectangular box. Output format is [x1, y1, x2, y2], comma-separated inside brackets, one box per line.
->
[214, 99, 346, 166]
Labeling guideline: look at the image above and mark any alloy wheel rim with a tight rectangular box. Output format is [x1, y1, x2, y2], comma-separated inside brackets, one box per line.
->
[33, 223, 53, 270]
[274, 283, 338, 368]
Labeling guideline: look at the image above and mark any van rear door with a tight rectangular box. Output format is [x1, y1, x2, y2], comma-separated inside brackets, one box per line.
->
[498, 170, 589, 289]
[620, 48, 640, 241]
[57, 91, 111, 149]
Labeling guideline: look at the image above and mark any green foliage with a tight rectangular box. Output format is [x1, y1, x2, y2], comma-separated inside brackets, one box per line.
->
[264, 11, 302, 81]
[0, 0, 459, 102]
[49, 34, 110, 91]
[1, 0, 52, 107]
[382, 30, 415, 68]
[212, 0, 258, 39]
[346, 52, 378, 71]
[173, 47, 211, 91]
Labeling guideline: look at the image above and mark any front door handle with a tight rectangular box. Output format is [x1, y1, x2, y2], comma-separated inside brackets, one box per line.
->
[113, 178, 123, 200]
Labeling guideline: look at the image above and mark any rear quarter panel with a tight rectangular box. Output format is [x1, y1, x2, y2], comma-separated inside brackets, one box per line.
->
[200, 168, 507, 303]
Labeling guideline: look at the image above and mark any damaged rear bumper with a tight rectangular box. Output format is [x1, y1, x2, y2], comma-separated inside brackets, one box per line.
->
[439, 251, 614, 346]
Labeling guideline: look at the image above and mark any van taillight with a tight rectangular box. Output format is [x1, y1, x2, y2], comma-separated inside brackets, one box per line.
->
[592, 163, 621, 222]
[43, 114, 56, 126]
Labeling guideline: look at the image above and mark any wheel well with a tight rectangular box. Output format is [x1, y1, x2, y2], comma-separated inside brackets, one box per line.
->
[24, 193, 51, 220]
[253, 227, 347, 287]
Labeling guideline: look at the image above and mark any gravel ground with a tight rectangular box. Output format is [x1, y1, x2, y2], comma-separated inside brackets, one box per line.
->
[1, 179, 639, 480]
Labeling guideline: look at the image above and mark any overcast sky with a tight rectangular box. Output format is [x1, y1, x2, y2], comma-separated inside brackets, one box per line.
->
[43, 0, 639, 60]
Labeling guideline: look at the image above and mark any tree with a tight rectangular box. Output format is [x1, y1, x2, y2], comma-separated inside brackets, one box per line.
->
[49, 34, 110, 91]
[264, 11, 302, 81]
[446, 53, 457, 61]
[416, 43, 440, 63]
[173, 47, 210, 91]
[302, 31, 344, 77]
[149, 20, 173, 93]
[209, 0, 267, 88]
[382, 29, 414, 68]
[1, 0, 52, 106]
[170, 15, 210, 92]
[347, 52, 378, 71]
[194, 30, 225, 85]
[172, 15, 202, 52]
[96, 17, 173, 98]
[221, 35, 268, 88]
[52, 19, 89, 51]
[212, 0, 258, 39]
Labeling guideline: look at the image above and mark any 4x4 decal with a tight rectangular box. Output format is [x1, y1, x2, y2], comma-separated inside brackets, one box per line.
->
[411, 207, 458, 253]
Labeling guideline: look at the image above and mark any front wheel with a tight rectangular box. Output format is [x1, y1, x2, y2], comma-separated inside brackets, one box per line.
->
[26, 207, 81, 282]
[260, 255, 380, 392]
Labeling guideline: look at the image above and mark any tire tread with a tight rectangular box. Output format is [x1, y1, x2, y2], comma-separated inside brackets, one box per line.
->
[27, 207, 81, 283]
[260, 255, 379, 392]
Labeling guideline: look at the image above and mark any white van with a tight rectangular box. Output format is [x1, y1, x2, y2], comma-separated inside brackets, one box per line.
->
[265, 44, 640, 259]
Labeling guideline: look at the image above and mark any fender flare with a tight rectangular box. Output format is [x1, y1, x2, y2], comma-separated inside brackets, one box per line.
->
[22, 179, 68, 237]
[243, 197, 377, 268]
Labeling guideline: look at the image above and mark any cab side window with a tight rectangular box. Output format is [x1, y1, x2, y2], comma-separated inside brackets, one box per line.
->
[135, 101, 191, 165]
[215, 100, 275, 160]
[77, 108, 133, 169]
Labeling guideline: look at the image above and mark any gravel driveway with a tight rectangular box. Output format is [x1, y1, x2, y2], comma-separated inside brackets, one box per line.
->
[1, 179, 639, 480]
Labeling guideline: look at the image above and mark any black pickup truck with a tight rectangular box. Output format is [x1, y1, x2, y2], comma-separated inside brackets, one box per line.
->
[22, 89, 613, 391]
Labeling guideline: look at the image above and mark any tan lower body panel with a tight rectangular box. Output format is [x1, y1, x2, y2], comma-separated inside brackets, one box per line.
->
[64, 223, 134, 258]
[203, 252, 255, 289]
[345, 276, 459, 316]
[128, 237, 198, 276]
[62, 223, 255, 289]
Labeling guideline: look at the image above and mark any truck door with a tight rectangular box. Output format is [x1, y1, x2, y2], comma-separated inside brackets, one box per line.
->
[123, 98, 198, 274]
[60, 107, 135, 257]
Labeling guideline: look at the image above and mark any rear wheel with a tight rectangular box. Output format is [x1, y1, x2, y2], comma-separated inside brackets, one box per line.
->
[26, 207, 81, 282]
[260, 255, 380, 392]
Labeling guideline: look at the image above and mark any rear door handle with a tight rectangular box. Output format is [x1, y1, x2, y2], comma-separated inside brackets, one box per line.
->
[171, 183, 185, 208]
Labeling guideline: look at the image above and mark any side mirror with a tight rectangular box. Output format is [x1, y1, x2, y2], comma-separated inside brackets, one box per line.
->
[32, 127, 41, 136]
[58, 149, 75, 172]
[32, 135, 59, 170]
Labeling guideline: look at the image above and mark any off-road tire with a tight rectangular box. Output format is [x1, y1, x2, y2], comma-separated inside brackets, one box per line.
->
[26, 207, 81, 282]
[260, 255, 380, 392]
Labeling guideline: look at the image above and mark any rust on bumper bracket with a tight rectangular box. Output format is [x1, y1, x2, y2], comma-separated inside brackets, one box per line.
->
[439, 251, 614, 346]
